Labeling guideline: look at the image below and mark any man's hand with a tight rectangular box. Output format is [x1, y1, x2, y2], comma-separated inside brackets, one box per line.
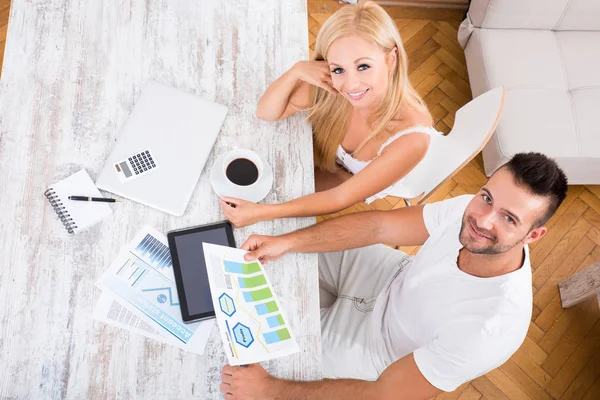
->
[221, 364, 281, 400]
[241, 234, 293, 263]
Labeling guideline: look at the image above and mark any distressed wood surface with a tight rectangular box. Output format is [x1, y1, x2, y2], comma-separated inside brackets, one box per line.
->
[559, 261, 600, 308]
[0, 0, 321, 398]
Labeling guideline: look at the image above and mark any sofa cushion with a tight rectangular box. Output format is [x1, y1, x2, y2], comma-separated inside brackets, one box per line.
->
[468, 0, 600, 31]
[555, 0, 600, 31]
[472, 29, 567, 90]
[465, 28, 600, 183]
[572, 88, 600, 158]
[557, 32, 600, 88]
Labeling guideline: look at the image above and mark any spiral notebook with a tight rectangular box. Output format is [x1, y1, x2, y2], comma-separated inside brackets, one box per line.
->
[44, 169, 113, 234]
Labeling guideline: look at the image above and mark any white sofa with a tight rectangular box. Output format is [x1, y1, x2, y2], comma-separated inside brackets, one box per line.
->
[458, 0, 600, 183]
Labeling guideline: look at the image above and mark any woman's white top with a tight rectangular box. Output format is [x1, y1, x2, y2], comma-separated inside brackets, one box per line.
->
[335, 125, 441, 204]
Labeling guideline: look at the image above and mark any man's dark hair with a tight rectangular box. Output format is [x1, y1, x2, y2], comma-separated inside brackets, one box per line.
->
[502, 152, 568, 227]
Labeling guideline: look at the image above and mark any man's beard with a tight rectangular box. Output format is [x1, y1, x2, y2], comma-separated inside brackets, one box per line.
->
[459, 215, 525, 255]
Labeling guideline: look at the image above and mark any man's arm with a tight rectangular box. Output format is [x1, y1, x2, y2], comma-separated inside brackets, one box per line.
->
[241, 205, 430, 261]
[221, 354, 441, 400]
[286, 205, 430, 252]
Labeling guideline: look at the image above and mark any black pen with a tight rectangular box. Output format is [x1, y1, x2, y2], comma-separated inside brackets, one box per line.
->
[68, 196, 120, 203]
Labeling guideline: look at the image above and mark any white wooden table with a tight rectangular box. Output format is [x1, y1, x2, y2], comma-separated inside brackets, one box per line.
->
[0, 1, 321, 398]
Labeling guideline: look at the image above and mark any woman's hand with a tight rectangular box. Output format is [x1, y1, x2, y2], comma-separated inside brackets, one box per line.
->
[292, 60, 338, 95]
[219, 196, 268, 228]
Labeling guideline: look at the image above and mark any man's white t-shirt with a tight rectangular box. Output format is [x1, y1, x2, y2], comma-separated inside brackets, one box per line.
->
[369, 195, 532, 392]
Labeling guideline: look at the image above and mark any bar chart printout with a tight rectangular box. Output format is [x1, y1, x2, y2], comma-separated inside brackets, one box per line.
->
[203, 243, 299, 365]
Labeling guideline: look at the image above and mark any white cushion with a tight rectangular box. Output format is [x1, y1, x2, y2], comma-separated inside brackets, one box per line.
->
[557, 32, 600, 88]
[572, 88, 600, 158]
[555, 0, 600, 31]
[468, 0, 569, 30]
[468, 0, 600, 31]
[473, 29, 566, 89]
[465, 27, 600, 184]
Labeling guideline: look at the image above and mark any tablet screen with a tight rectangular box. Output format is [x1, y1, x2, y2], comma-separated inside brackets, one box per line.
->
[172, 227, 231, 317]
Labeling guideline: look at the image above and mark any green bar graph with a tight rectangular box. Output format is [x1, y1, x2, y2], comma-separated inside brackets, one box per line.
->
[276, 315, 284, 325]
[265, 301, 279, 313]
[242, 262, 262, 274]
[244, 287, 273, 302]
[239, 274, 267, 288]
[277, 328, 291, 341]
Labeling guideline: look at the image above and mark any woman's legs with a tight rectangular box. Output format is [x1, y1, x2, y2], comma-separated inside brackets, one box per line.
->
[314, 167, 352, 192]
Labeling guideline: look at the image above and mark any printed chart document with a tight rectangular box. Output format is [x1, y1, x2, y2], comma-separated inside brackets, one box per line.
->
[203, 242, 299, 365]
[94, 226, 213, 355]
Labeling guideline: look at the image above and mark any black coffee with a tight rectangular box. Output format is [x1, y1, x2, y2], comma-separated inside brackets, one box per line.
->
[226, 158, 259, 186]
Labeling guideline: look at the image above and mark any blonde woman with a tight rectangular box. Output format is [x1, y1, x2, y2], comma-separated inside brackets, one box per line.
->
[220, 1, 439, 227]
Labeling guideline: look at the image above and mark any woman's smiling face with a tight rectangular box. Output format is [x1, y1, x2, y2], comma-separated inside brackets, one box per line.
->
[326, 34, 396, 110]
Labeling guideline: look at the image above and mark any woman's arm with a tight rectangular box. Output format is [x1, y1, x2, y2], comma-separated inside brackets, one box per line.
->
[256, 61, 337, 121]
[220, 132, 430, 226]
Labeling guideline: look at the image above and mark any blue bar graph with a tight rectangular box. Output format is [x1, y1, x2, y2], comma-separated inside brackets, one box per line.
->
[266, 315, 284, 328]
[255, 303, 269, 315]
[263, 331, 280, 344]
[263, 328, 291, 344]
[134, 234, 172, 269]
[224, 261, 243, 274]
[254, 301, 278, 315]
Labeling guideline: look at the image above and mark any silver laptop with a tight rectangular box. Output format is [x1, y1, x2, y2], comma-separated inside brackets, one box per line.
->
[96, 81, 228, 216]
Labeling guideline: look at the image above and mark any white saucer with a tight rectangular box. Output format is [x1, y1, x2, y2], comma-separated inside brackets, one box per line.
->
[209, 151, 273, 203]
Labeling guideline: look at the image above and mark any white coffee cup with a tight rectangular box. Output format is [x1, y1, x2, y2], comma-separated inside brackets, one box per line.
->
[221, 149, 264, 187]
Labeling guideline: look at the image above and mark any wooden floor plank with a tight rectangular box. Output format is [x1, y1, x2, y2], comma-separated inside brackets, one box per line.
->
[499, 360, 553, 400]
[404, 21, 440, 55]
[545, 319, 600, 399]
[580, 189, 600, 217]
[408, 38, 441, 74]
[399, 19, 431, 43]
[0, 4, 9, 28]
[527, 321, 545, 342]
[435, 47, 470, 81]
[587, 226, 600, 247]
[410, 53, 442, 87]
[520, 337, 549, 366]
[485, 368, 534, 400]
[438, 79, 471, 107]
[541, 298, 599, 376]
[583, 207, 600, 230]
[532, 216, 592, 291]
[423, 86, 447, 110]
[432, 31, 466, 65]
[534, 293, 564, 333]
[582, 377, 600, 400]
[432, 20, 460, 42]
[511, 348, 552, 390]
[456, 385, 483, 400]
[560, 349, 600, 400]
[471, 376, 510, 400]
[585, 185, 600, 199]
[415, 71, 444, 98]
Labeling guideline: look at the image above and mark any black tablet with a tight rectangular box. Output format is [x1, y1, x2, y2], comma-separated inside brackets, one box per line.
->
[167, 221, 236, 323]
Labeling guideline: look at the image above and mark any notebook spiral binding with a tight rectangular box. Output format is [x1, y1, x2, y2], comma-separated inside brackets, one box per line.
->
[44, 188, 78, 234]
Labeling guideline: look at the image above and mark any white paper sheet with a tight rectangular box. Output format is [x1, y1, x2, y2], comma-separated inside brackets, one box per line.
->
[203, 243, 299, 365]
[94, 225, 214, 355]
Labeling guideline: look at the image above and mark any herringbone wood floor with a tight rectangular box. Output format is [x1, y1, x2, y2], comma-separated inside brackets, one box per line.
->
[309, 1, 600, 399]
[1, 0, 599, 398]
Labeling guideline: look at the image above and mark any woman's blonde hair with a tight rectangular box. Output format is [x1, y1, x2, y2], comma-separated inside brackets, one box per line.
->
[309, 1, 429, 172]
